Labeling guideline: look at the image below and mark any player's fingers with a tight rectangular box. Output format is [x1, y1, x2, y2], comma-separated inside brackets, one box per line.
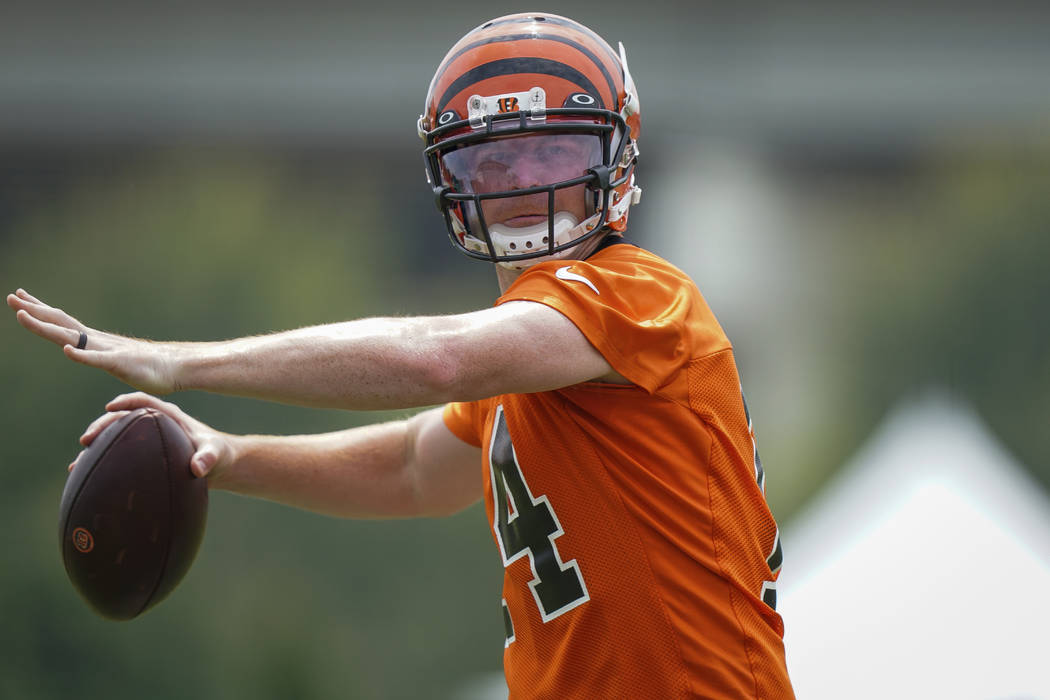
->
[9, 288, 46, 307]
[190, 446, 219, 478]
[13, 295, 83, 329]
[105, 392, 169, 413]
[106, 392, 197, 434]
[80, 410, 131, 446]
[63, 345, 116, 371]
[17, 309, 82, 347]
[15, 288, 44, 304]
[81, 410, 127, 442]
[8, 293, 38, 317]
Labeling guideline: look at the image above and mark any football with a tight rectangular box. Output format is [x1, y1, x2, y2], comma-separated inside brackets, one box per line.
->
[58, 407, 208, 620]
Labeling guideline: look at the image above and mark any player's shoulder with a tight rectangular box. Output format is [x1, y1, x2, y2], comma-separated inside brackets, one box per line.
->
[587, 239, 691, 278]
[501, 240, 705, 327]
[520, 239, 694, 291]
[568, 239, 700, 303]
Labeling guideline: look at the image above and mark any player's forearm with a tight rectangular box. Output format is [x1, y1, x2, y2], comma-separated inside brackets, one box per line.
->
[212, 420, 422, 519]
[174, 317, 458, 410]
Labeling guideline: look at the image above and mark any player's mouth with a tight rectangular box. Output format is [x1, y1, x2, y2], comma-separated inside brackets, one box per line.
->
[502, 214, 548, 227]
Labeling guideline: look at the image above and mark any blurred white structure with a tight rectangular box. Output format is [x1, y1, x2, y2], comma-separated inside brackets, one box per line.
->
[779, 393, 1050, 700]
[451, 671, 507, 700]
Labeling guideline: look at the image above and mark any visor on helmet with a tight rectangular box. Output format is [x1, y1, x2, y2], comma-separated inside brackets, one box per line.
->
[442, 132, 603, 197]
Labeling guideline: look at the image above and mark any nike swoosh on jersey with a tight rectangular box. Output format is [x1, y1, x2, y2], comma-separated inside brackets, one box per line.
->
[555, 266, 600, 295]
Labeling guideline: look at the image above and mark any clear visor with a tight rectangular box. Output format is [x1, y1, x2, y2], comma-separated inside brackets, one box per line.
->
[442, 132, 604, 195]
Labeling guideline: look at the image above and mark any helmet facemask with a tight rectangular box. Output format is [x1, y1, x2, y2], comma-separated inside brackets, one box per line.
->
[424, 106, 635, 269]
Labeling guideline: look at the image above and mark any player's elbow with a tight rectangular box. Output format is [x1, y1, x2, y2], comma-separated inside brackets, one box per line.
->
[413, 333, 504, 404]
[418, 357, 461, 404]
[408, 334, 470, 404]
[403, 314, 509, 404]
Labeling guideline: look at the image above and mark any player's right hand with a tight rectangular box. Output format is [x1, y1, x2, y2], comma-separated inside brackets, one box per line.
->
[74, 393, 233, 480]
[7, 288, 180, 396]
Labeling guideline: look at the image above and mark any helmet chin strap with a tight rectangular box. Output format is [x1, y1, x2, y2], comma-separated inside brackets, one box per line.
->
[489, 211, 597, 269]
[457, 211, 596, 270]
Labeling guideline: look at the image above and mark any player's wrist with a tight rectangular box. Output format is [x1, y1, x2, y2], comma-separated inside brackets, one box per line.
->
[166, 340, 221, 394]
[163, 341, 191, 394]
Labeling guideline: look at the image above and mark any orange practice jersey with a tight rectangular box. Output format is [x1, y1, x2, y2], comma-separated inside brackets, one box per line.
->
[443, 242, 794, 699]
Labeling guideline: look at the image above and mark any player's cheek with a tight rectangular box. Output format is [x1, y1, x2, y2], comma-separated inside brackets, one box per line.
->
[477, 198, 506, 225]
[554, 183, 590, 219]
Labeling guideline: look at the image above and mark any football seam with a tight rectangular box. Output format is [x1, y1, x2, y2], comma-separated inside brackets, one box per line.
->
[61, 414, 143, 576]
[135, 410, 176, 618]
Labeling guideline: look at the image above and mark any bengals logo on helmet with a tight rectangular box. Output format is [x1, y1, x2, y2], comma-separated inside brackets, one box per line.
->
[497, 97, 519, 113]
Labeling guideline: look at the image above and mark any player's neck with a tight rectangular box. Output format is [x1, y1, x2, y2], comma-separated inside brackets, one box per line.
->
[495, 265, 521, 294]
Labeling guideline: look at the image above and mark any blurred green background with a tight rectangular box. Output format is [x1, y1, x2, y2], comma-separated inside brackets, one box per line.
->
[2, 2, 1048, 698]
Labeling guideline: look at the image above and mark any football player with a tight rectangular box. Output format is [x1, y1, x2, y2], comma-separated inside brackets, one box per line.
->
[8, 13, 794, 699]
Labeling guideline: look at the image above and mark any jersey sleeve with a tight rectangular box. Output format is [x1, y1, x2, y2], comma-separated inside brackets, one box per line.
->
[495, 249, 724, 393]
[442, 400, 485, 448]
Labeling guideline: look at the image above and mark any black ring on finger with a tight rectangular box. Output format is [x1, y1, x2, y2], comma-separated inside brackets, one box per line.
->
[76, 331, 88, 350]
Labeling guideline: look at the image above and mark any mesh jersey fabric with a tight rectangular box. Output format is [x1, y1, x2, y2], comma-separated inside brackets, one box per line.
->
[443, 243, 794, 699]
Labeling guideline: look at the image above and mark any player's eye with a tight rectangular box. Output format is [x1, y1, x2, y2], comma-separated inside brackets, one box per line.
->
[481, 149, 516, 166]
[538, 144, 580, 165]
[536, 145, 563, 159]
[477, 160, 510, 174]
[471, 160, 518, 192]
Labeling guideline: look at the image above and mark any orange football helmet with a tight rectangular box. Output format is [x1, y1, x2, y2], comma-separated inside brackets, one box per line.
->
[419, 13, 641, 268]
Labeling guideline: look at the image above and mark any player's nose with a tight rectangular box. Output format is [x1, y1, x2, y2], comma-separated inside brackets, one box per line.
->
[513, 157, 547, 188]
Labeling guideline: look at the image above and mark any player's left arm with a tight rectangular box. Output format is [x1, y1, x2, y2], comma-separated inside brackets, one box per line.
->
[8, 289, 621, 408]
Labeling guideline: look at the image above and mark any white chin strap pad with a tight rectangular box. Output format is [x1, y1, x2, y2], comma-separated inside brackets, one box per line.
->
[488, 211, 582, 257]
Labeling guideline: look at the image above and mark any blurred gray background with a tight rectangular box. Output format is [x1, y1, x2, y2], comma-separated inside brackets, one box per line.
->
[2, 1, 1048, 698]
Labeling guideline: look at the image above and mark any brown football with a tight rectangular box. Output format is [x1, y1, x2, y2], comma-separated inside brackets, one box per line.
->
[58, 407, 208, 620]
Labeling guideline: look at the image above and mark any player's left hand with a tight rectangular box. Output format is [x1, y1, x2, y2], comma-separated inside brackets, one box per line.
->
[7, 288, 179, 395]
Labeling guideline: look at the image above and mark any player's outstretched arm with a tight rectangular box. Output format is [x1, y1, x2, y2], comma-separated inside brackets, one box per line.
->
[172, 300, 621, 408]
[9, 288, 620, 409]
[76, 393, 483, 519]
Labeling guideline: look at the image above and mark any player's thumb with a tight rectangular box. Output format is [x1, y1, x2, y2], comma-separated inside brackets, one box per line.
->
[190, 444, 221, 479]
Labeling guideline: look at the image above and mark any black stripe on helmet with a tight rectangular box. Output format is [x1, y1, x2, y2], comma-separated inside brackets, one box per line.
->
[435, 33, 619, 111]
[436, 57, 605, 115]
[480, 15, 621, 67]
